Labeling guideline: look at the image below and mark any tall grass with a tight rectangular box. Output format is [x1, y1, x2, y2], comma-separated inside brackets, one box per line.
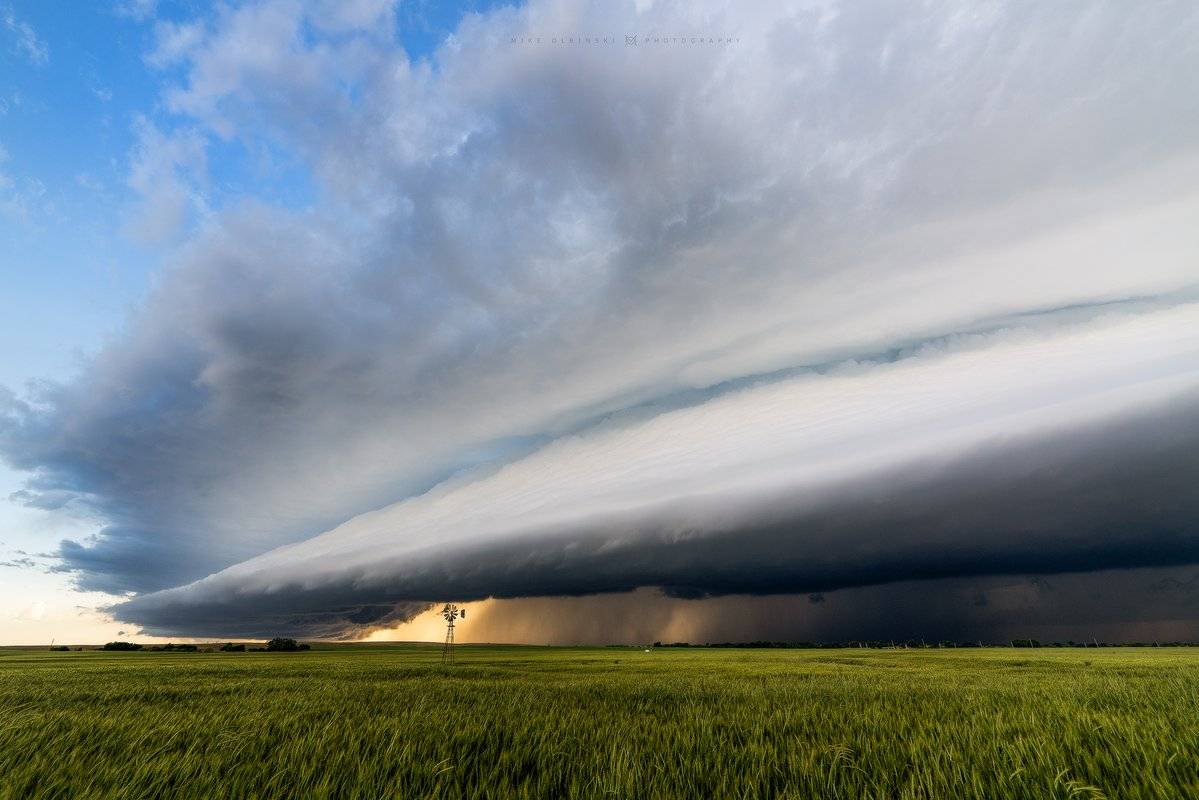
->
[1, 646, 1196, 798]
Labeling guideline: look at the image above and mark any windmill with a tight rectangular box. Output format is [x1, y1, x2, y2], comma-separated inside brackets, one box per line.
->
[440, 604, 466, 665]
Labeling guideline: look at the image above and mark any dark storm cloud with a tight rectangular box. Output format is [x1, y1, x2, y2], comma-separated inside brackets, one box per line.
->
[2, 1, 1199, 640]
[115, 390, 1199, 638]
[114, 598, 431, 640]
[444, 567, 1199, 646]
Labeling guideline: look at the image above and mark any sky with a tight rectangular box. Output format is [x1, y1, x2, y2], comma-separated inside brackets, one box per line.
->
[0, 0, 1197, 646]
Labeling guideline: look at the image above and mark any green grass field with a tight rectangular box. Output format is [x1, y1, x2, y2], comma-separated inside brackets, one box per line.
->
[2, 645, 1197, 799]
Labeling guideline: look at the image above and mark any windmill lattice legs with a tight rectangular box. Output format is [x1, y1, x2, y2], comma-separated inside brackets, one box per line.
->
[440, 604, 466, 665]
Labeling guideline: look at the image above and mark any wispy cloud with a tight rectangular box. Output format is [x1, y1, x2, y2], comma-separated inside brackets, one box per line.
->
[121, 117, 209, 244]
[2, 5, 48, 66]
[115, 0, 158, 24]
[145, 19, 205, 69]
[0, 138, 48, 225]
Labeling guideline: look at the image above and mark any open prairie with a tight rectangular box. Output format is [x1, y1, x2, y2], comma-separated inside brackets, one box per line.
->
[1, 645, 1197, 799]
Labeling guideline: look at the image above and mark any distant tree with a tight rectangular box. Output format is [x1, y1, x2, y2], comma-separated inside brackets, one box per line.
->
[49, 645, 70, 652]
[265, 637, 301, 652]
[219, 642, 246, 652]
[102, 641, 143, 651]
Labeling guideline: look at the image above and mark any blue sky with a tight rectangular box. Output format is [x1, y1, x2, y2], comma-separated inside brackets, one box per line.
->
[1, 1, 1198, 645]
[2, 6, 148, 388]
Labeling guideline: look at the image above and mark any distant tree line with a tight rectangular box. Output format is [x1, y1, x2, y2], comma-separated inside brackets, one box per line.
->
[93, 637, 311, 652]
[265, 637, 309, 651]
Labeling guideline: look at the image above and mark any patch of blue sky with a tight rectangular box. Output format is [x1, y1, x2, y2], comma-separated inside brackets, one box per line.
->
[398, 0, 515, 64]
[2, 3, 155, 196]
[1, 4, 161, 386]
[204, 133, 317, 213]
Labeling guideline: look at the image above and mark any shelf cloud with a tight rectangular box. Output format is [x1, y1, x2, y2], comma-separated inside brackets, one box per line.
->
[114, 317, 1199, 637]
[2, 0, 1198, 639]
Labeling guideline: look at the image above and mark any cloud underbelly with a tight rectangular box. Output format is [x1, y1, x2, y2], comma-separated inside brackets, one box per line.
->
[113, 305, 1199, 636]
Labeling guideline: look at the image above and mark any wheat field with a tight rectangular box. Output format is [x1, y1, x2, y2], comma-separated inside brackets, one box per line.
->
[2, 645, 1197, 799]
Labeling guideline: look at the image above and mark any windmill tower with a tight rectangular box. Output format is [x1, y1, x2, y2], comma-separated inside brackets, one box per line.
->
[441, 603, 466, 665]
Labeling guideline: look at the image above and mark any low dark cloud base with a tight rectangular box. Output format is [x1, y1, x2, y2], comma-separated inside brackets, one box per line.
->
[114, 391, 1199, 639]
[450, 569, 1199, 646]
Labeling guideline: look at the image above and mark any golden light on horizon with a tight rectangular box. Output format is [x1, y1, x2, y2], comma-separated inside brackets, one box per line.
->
[364, 599, 502, 643]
